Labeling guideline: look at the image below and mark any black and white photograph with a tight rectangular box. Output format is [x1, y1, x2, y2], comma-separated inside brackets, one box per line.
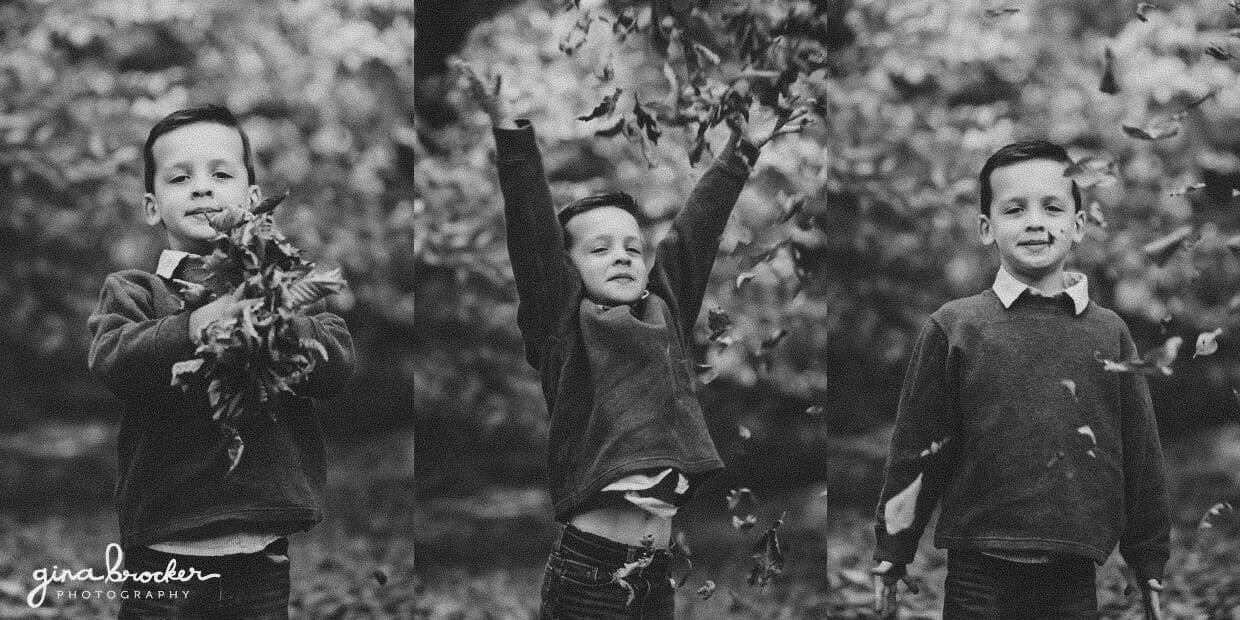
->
[3, 0, 1240, 618]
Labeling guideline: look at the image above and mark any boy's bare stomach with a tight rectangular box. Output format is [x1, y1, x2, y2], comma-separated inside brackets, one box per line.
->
[570, 505, 673, 548]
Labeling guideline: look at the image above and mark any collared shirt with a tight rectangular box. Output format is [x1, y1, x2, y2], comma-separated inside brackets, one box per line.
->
[991, 267, 1089, 316]
[155, 249, 195, 279]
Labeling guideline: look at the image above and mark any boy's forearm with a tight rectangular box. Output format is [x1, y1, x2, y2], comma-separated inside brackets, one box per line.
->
[88, 310, 195, 399]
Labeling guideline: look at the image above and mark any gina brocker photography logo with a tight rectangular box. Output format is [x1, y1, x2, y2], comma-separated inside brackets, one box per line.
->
[27, 544, 220, 608]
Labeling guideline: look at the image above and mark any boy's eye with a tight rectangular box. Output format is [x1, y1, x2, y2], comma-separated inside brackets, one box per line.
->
[626, 247, 642, 255]
[1003, 205, 1022, 215]
[168, 175, 188, 184]
[213, 171, 234, 179]
[590, 247, 608, 254]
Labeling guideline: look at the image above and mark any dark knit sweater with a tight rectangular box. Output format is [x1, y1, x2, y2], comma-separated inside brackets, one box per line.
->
[873, 289, 1169, 583]
[495, 121, 750, 520]
[87, 269, 354, 547]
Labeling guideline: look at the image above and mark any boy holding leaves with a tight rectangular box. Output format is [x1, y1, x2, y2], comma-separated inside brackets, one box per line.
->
[463, 63, 803, 618]
[88, 105, 354, 619]
[871, 141, 1170, 620]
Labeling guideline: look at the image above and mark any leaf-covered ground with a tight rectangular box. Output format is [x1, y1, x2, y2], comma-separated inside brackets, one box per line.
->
[2, 426, 1238, 619]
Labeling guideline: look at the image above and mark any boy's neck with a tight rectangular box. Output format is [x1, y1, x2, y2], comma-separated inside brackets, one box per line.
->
[1002, 263, 1068, 294]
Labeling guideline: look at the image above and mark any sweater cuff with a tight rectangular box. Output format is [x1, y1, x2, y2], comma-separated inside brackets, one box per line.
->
[156, 312, 196, 367]
[873, 525, 918, 566]
[494, 119, 539, 160]
[714, 137, 758, 177]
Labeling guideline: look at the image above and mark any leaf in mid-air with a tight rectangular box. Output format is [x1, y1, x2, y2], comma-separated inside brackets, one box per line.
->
[736, 271, 757, 290]
[633, 100, 662, 144]
[983, 7, 1020, 17]
[1060, 378, 1078, 401]
[1095, 336, 1183, 376]
[917, 437, 950, 458]
[696, 580, 717, 600]
[1140, 225, 1195, 266]
[1086, 201, 1108, 228]
[883, 473, 923, 535]
[1195, 328, 1223, 357]
[1122, 119, 1180, 141]
[747, 513, 786, 590]
[1136, 2, 1158, 21]
[727, 487, 758, 511]
[577, 88, 624, 121]
[707, 308, 732, 342]
[1064, 156, 1118, 188]
[1169, 182, 1207, 197]
[1100, 47, 1119, 94]
[732, 514, 757, 531]
[1205, 42, 1235, 61]
[1198, 502, 1234, 529]
[225, 432, 245, 475]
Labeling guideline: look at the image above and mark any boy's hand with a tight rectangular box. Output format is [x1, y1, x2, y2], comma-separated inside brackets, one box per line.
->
[1141, 579, 1163, 620]
[188, 289, 260, 343]
[727, 106, 812, 151]
[455, 60, 517, 129]
[871, 561, 918, 620]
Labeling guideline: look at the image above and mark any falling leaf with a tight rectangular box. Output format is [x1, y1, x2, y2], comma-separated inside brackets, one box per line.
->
[1195, 328, 1223, 357]
[708, 308, 732, 342]
[737, 424, 752, 440]
[633, 100, 662, 144]
[1122, 119, 1180, 141]
[1047, 450, 1066, 467]
[611, 555, 655, 606]
[594, 118, 628, 138]
[225, 432, 245, 475]
[884, 473, 923, 535]
[1169, 182, 1207, 197]
[1060, 378, 1078, 401]
[805, 405, 825, 416]
[727, 488, 758, 511]
[736, 271, 757, 289]
[1096, 336, 1183, 376]
[696, 580, 717, 600]
[747, 513, 787, 589]
[1100, 47, 1119, 94]
[373, 569, 388, 586]
[696, 363, 719, 385]
[918, 437, 950, 457]
[1198, 502, 1234, 529]
[1136, 2, 1158, 21]
[577, 88, 624, 121]
[1141, 225, 1194, 266]
[1077, 424, 1097, 446]
[1205, 42, 1235, 61]
[983, 7, 1021, 17]
[1065, 156, 1118, 188]
[732, 514, 758, 531]
[1086, 201, 1108, 228]
[760, 329, 787, 350]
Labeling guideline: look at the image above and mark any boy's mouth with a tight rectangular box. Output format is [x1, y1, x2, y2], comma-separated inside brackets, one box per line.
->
[608, 274, 635, 284]
[1018, 234, 1055, 247]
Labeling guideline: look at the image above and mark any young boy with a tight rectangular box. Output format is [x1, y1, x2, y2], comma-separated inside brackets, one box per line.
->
[463, 65, 799, 617]
[87, 104, 355, 619]
[871, 141, 1170, 620]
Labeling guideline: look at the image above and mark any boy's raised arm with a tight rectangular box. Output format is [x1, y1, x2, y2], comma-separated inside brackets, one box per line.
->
[648, 121, 756, 335]
[88, 273, 196, 400]
[873, 317, 959, 574]
[1115, 327, 1170, 599]
[463, 63, 570, 366]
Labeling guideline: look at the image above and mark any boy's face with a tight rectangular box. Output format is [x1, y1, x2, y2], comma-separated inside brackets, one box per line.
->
[980, 158, 1084, 284]
[144, 122, 259, 254]
[565, 206, 649, 306]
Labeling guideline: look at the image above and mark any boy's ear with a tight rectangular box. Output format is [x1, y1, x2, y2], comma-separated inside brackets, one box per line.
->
[1071, 208, 1085, 242]
[978, 213, 995, 246]
[247, 184, 262, 210]
[142, 193, 163, 227]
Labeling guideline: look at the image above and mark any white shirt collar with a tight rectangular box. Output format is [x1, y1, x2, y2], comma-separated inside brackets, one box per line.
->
[155, 249, 195, 279]
[992, 266, 1089, 315]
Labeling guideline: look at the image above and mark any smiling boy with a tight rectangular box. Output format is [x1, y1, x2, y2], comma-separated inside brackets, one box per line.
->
[88, 105, 354, 619]
[870, 141, 1170, 619]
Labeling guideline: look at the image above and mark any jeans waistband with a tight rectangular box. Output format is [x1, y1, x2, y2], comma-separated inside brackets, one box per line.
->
[558, 524, 671, 568]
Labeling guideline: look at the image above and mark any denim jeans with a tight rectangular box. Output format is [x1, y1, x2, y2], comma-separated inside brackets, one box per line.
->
[540, 524, 674, 619]
[117, 538, 290, 620]
[943, 549, 1098, 620]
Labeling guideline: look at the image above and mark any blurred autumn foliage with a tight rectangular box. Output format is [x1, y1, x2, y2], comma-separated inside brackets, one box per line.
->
[1, 0, 420, 436]
[417, 0, 1240, 491]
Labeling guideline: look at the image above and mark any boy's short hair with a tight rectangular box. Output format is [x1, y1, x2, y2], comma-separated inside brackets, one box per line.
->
[557, 192, 641, 245]
[978, 140, 1081, 215]
[143, 104, 256, 194]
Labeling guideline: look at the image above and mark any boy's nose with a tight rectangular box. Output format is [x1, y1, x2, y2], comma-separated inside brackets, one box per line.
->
[191, 188, 213, 198]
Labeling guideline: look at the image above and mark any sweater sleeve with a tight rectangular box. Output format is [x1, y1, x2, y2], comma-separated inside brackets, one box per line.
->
[647, 141, 753, 337]
[1116, 325, 1170, 583]
[288, 310, 356, 399]
[87, 272, 196, 400]
[494, 120, 571, 368]
[874, 316, 959, 565]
